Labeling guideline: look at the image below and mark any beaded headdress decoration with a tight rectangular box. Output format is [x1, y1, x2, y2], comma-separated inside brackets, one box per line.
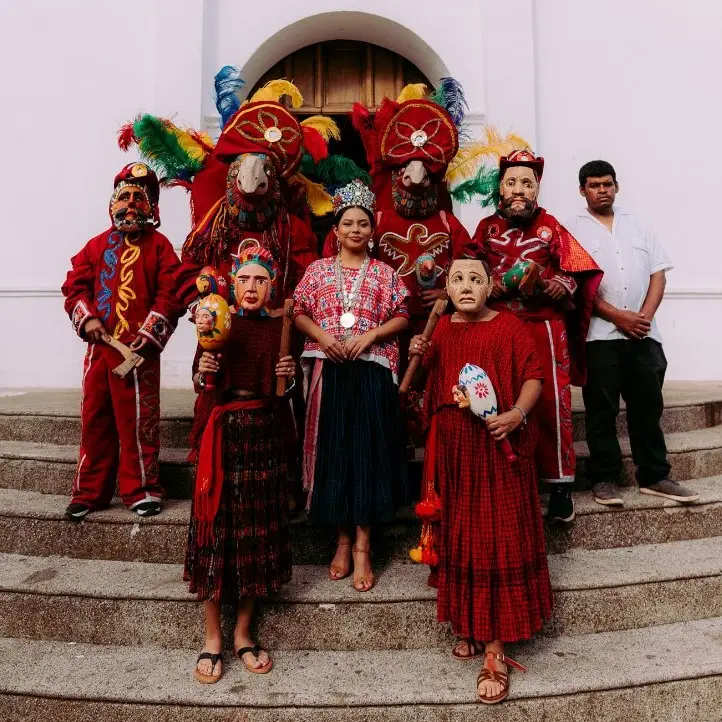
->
[332, 180, 376, 217]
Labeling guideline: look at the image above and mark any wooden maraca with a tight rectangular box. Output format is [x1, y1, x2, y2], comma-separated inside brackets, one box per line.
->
[195, 267, 232, 391]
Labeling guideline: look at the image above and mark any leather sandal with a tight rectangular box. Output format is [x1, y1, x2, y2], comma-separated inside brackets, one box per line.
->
[477, 651, 526, 704]
[452, 638, 483, 660]
[237, 645, 273, 674]
[194, 651, 223, 684]
[352, 545, 375, 592]
[328, 541, 352, 581]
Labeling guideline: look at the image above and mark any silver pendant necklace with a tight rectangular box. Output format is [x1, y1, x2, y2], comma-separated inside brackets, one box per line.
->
[334, 254, 370, 333]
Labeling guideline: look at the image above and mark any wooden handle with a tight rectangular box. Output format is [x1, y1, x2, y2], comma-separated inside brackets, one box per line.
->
[276, 299, 295, 397]
[399, 295, 448, 394]
[101, 333, 133, 360]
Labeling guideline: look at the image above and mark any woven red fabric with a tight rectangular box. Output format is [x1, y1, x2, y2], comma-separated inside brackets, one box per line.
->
[423, 313, 553, 642]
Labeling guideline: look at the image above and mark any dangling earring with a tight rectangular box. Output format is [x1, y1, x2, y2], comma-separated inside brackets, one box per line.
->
[368, 240, 374, 251]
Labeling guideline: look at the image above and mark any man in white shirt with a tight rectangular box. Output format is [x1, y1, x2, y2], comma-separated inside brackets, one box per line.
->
[565, 160, 699, 507]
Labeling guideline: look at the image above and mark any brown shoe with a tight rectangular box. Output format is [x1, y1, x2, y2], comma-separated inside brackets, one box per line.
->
[592, 482, 624, 507]
[639, 479, 700, 503]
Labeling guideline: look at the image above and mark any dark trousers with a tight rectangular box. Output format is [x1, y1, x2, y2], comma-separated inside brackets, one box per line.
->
[582, 339, 671, 487]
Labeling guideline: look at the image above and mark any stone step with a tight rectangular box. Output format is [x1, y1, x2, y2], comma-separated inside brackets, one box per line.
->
[1, 537, 720, 651]
[2, 422, 721, 501]
[1, 618, 721, 721]
[0, 480, 720, 564]
[1, 384, 721, 446]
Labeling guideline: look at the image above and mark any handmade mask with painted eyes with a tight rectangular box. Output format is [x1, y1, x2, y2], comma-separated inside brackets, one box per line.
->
[233, 261, 273, 312]
[498, 166, 539, 222]
[446, 259, 491, 314]
[110, 184, 154, 232]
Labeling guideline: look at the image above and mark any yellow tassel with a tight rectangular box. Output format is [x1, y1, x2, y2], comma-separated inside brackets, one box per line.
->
[445, 127, 531, 185]
[396, 83, 428, 103]
[300, 115, 341, 141]
[249, 79, 303, 108]
[291, 174, 333, 216]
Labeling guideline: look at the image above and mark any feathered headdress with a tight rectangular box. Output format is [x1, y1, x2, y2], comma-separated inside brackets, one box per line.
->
[351, 78, 531, 210]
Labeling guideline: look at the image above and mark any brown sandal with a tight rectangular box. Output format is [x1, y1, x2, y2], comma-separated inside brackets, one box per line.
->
[237, 645, 273, 674]
[352, 545, 375, 592]
[328, 541, 352, 581]
[452, 638, 483, 660]
[194, 651, 223, 684]
[477, 651, 526, 704]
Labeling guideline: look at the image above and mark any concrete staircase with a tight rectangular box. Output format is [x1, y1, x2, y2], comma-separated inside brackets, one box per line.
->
[0, 385, 721, 721]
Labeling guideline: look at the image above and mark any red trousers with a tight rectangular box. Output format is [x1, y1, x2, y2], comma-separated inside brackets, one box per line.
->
[71, 343, 164, 509]
[526, 319, 575, 484]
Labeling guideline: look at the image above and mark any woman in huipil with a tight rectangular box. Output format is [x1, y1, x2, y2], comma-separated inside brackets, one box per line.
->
[185, 243, 295, 683]
[294, 180, 409, 592]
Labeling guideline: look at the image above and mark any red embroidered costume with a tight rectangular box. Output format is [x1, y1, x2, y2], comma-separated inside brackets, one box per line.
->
[61, 163, 181, 511]
[473, 152, 601, 483]
[423, 313, 553, 641]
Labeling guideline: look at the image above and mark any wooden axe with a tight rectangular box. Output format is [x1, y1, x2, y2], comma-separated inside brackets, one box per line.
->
[101, 333, 145, 378]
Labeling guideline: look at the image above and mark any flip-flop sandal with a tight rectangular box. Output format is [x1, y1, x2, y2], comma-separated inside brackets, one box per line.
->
[237, 645, 273, 674]
[451, 638, 483, 660]
[477, 652, 526, 705]
[194, 652, 223, 684]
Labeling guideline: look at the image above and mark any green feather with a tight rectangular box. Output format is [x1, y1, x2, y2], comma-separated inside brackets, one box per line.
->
[132, 115, 204, 181]
[301, 153, 371, 189]
[429, 86, 446, 108]
[449, 166, 500, 208]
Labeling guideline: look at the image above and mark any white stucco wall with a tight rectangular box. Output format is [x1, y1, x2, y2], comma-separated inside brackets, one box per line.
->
[1, 0, 720, 387]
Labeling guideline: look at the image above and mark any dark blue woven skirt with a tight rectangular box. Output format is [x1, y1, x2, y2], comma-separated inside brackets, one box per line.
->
[309, 359, 408, 526]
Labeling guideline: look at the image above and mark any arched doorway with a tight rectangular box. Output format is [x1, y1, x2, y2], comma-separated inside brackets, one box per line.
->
[249, 40, 431, 246]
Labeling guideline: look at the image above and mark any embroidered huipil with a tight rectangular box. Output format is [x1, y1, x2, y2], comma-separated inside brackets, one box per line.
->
[61, 228, 182, 349]
[293, 258, 410, 382]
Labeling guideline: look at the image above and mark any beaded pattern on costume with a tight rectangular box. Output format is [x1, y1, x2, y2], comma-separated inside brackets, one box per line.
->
[225, 155, 281, 231]
[97, 231, 123, 323]
[391, 169, 439, 219]
[331, 180, 375, 216]
[231, 107, 301, 169]
[113, 235, 141, 338]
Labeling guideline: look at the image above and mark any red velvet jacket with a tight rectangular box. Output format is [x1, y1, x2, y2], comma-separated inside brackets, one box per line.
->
[61, 228, 182, 350]
[473, 208, 602, 385]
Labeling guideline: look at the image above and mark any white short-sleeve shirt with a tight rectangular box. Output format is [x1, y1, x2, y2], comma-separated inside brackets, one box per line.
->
[565, 207, 673, 344]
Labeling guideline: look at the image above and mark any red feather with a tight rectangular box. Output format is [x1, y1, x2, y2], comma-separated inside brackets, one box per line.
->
[301, 126, 328, 163]
[351, 103, 377, 167]
[117, 122, 137, 151]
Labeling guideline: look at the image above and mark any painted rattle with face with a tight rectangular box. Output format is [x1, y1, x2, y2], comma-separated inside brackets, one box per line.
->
[195, 267, 232, 391]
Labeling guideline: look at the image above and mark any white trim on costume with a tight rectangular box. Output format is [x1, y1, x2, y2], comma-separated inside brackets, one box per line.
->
[544, 320, 563, 479]
[132, 368, 147, 488]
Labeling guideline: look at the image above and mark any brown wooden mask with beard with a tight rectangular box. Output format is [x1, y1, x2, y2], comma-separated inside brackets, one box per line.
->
[110, 183, 154, 232]
[498, 166, 540, 225]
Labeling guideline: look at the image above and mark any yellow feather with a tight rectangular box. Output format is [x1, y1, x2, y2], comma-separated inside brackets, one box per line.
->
[445, 127, 531, 185]
[396, 83, 428, 103]
[172, 128, 211, 162]
[249, 79, 304, 108]
[292, 174, 333, 216]
[300, 115, 340, 141]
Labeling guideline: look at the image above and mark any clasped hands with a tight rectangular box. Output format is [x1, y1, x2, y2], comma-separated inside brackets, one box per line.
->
[318, 329, 378, 363]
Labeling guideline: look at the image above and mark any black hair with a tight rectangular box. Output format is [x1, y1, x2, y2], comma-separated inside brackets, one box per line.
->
[579, 160, 617, 188]
[333, 205, 375, 228]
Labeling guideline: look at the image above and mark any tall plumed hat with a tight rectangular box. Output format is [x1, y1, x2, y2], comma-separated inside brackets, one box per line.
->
[110, 162, 161, 226]
[499, 149, 544, 181]
[332, 180, 376, 217]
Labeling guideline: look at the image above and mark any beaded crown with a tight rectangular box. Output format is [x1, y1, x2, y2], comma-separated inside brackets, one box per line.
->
[332, 180, 375, 216]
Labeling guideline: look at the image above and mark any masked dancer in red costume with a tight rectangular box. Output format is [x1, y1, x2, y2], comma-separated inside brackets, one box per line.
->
[295, 180, 410, 592]
[472, 151, 602, 523]
[185, 243, 295, 684]
[61, 163, 182, 520]
[409, 258, 552, 705]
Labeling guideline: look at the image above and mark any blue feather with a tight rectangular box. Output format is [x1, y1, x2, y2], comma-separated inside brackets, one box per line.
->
[437, 77, 467, 127]
[214, 66, 245, 129]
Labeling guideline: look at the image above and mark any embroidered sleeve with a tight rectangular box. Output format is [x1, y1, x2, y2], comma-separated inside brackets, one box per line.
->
[389, 271, 411, 319]
[137, 311, 174, 350]
[551, 272, 578, 295]
[292, 262, 320, 319]
[61, 241, 100, 338]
